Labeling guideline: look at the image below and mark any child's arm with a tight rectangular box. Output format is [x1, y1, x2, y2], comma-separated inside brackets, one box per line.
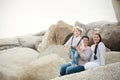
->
[64, 36, 73, 47]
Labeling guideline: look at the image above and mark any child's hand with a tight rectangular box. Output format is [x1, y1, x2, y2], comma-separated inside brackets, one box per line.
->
[76, 47, 83, 54]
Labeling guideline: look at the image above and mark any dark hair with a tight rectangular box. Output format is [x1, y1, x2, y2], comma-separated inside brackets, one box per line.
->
[94, 33, 102, 60]
[82, 36, 89, 40]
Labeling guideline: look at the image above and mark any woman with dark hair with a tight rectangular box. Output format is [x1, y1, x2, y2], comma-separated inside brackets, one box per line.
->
[84, 33, 106, 69]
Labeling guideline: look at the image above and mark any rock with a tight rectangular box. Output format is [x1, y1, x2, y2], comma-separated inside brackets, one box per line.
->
[17, 35, 42, 49]
[0, 65, 22, 80]
[105, 51, 120, 64]
[37, 27, 54, 52]
[51, 62, 120, 80]
[112, 0, 120, 22]
[34, 30, 46, 36]
[20, 54, 65, 80]
[0, 34, 42, 50]
[100, 25, 120, 51]
[86, 22, 120, 51]
[39, 45, 70, 62]
[37, 21, 73, 52]
[0, 47, 39, 66]
[0, 38, 20, 50]
[55, 20, 73, 45]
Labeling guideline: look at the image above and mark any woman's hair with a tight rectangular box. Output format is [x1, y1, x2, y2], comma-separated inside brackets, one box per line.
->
[72, 26, 82, 35]
[94, 33, 102, 60]
[82, 36, 89, 40]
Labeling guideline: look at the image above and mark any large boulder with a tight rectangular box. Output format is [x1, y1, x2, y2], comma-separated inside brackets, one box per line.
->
[0, 47, 39, 66]
[20, 54, 65, 80]
[86, 22, 120, 51]
[0, 34, 42, 50]
[112, 0, 120, 22]
[34, 30, 46, 36]
[0, 65, 22, 80]
[0, 38, 20, 50]
[17, 35, 42, 49]
[39, 45, 70, 62]
[37, 21, 73, 52]
[105, 51, 120, 64]
[52, 62, 120, 80]
[0, 47, 40, 80]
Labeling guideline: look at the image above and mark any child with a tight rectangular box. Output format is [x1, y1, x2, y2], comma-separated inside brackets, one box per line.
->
[64, 26, 84, 66]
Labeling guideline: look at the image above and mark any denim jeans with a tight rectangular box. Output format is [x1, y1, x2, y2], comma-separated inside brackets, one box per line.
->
[60, 63, 85, 76]
[70, 47, 79, 65]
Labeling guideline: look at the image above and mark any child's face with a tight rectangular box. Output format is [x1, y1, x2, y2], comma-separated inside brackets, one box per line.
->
[73, 29, 81, 37]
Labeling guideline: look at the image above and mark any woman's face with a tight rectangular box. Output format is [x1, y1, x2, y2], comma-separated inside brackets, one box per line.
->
[93, 34, 100, 44]
[83, 37, 89, 46]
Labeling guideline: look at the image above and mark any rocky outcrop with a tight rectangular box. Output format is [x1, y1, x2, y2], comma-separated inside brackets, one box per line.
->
[52, 62, 120, 80]
[0, 38, 20, 50]
[37, 21, 120, 51]
[0, 35, 42, 50]
[17, 35, 42, 49]
[37, 21, 73, 52]
[0, 47, 40, 80]
[39, 45, 70, 62]
[0, 47, 39, 66]
[0, 45, 119, 80]
[0, 65, 22, 80]
[86, 22, 120, 51]
[105, 51, 120, 64]
[34, 30, 46, 36]
[20, 54, 65, 80]
[112, 0, 120, 22]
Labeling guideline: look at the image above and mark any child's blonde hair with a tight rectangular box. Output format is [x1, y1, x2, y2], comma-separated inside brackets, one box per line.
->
[72, 26, 82, 35]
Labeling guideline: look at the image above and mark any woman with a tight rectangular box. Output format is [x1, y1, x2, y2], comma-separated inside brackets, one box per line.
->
[84, 33, 106, 69]
[60, 36, 92, 76]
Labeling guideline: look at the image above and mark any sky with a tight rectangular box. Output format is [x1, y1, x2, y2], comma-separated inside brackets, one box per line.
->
[0, 0, 117, 38]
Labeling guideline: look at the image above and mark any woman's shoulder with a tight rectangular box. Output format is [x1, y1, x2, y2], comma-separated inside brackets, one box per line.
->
[98, 42, 105, 47]
[98, 42, 106, 50]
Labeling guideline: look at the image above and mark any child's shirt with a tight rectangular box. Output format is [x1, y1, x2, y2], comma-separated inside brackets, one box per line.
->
[64, 35, 84, 49]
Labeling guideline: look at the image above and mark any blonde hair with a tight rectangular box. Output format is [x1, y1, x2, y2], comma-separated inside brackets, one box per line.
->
[72, 26, 82, 34]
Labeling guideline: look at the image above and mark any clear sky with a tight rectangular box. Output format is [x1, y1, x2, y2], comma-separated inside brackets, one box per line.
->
[0, 0, 117, 38]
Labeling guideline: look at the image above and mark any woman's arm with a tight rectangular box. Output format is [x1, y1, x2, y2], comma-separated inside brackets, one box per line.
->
[98, 42, 106, 66]
[76, 47, 92, 61]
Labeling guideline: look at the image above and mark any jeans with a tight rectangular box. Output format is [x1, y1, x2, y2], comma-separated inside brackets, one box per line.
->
[60, 63, 85, 76]
[70, 47, 79, 65]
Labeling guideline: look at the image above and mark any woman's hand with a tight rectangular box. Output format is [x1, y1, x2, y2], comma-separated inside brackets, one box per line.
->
[76, 47, 83, 54]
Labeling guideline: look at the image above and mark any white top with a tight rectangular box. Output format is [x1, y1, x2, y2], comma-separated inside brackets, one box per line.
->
[90, 42, 106, 66]
[84, 42, 106, 69]
[64, 36, 84, 48]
